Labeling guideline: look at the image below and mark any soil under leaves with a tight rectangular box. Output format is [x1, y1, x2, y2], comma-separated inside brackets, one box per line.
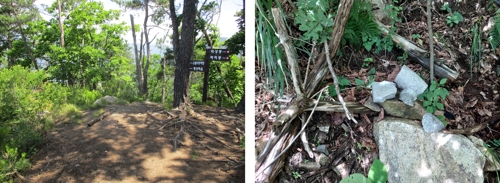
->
[19, 102, 245, 183]
[256, 0, 500, 182]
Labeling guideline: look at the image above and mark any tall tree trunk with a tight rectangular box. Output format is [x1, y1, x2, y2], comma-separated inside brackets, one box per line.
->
[12, 3, 38, 70]
[57, 0, 65, 47]
[170, 0, 197, 107]
[235, 93, 244, 113]
[130, 15, 143, 95]
[161, 56, 166, 103]
[142, 0, 151, 100]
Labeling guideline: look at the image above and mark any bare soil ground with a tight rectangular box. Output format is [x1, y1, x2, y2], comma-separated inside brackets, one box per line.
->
[19, 102, 245, 183]
[256, 0, 500, 182]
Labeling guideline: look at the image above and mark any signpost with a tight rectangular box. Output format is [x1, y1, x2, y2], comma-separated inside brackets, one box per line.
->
[198, 48, 230, 103]
[189, 60, 205, 72]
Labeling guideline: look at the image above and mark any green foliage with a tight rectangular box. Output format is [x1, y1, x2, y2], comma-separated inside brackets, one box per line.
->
[470, 23, 483, 76]
[342, 1, 386, 53]
[206, 55, 244, 108]
[441, 3, 452, 13]
[240, 134, 245, 149]
[397, 51, 409, 61]
[294, 0, 335, 43]
[363, 58, 374, 68]
[328, 76, 351, 97]
[418, 78, 449, 125]
[447, 12, 464, 27]
[368, 158, 388, 183]
[292, 171, 301, 179]
[0, 146, 31, 182]
[484, 138, 500, 182]
[487, 138, 500, 150]
[340, 173, 372, 183]
[256, 0, 287, 105]
[488, 10, 500, 50]
[67, 86, 102, 106]
[340, 158, 388, 183]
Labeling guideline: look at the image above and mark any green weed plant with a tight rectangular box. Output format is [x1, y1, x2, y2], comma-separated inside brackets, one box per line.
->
[447, 12, 464, 27]
[340, 158, 388, 183]
[417, 78, 449, 125]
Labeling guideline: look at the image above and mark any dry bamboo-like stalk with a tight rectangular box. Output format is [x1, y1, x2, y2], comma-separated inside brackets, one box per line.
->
[256, 1, 355, 182]
[272, 8, 304, 99]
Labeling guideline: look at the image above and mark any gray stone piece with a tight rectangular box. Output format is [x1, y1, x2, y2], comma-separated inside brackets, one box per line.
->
[422, 113, 445, 133]
[374, 117, 485, 183]
[399, 88, 417, 106]
[395, 65, 428, 95]
[93, 95, 118, 105]
[314, 145, 329, 156]
[372, 81, 397, 103]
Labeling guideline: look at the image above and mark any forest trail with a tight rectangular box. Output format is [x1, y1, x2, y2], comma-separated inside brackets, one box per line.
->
[19, 102, 245, 183]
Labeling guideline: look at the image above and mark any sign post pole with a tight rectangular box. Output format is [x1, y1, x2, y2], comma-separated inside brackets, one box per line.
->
[202, 49, 210, 103]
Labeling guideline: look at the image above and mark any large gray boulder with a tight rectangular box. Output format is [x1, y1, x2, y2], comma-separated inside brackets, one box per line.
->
[374, 117, 485, 183]
[93, 95, 117, 105]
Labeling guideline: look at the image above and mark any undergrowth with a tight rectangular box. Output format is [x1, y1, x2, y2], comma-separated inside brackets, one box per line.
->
[0, 66, 139, 182]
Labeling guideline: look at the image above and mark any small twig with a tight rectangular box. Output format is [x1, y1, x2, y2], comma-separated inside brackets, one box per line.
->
[300, 114, 314, 158]
[303, 42, 316, 89]
[256, 88, 325, 177]
[159, 120, 184, 130]
[323, 41, 358, 124]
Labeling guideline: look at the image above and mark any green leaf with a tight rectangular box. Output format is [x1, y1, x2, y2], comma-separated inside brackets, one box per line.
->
[436, 103, 444, 110]
[417, 94, 424, 101]
[355, 78, 365, 86]
[439, 78, 447, 85]
[340, 173, 372, 183]
[429, 81, 437, 91]
[338, 77, 351, 86]
[423, 100, 431, 107]
[368, 158, 388, 183]
[426, 106, 436, 113]
[329, 84, 338, 97]
[368, 67, 376, 75]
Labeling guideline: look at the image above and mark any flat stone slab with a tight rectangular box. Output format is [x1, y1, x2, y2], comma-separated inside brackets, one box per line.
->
[374, 117, 485, 183]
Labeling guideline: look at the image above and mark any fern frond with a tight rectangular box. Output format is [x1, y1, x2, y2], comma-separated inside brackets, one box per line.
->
[488, 13, 500, 49]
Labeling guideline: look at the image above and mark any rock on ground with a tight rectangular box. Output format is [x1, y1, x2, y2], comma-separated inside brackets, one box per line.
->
[374, 117, 485, 183]
[394, 65, 428, 95]
[93, 95, 118, 105]
[372, 81, 397, 103]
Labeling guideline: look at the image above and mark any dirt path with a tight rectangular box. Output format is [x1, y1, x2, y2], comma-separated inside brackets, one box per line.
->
[20, 102, 245, 183]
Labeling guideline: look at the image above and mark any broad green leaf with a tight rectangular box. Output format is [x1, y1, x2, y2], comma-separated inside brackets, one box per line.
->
[368, 67, 376, 75]
[329, 84, 338, 97]
[340, 173, 372, 183]
[368, 158, 388, 183]
[439, 78, 447, 85]
[423, 100, 431, 107]
[355, 78, 365, 86]
[429, 82, 437, 91]
[436, 103, 444, 110]
[338, 77, 351, 86]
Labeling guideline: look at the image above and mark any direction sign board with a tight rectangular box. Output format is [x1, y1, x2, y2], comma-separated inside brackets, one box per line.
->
[189, 60, 206, 72]
[207, 49, 231, 61]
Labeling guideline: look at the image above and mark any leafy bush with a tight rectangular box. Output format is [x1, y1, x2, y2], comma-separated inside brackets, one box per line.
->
[0, 146, 31, 182]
